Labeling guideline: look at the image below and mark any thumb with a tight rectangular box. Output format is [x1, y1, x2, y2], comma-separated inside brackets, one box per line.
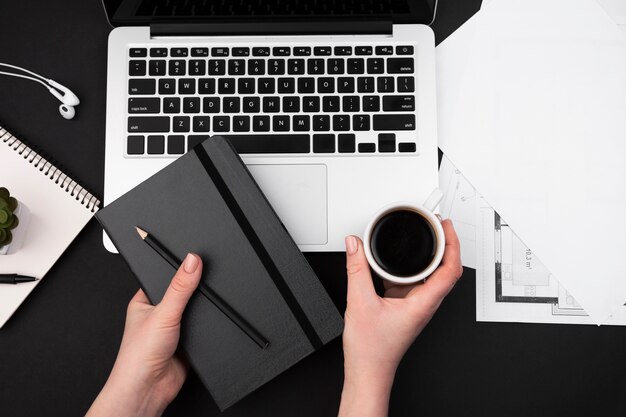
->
[156, 253, 203, 326]
[345, 236, 376, 303]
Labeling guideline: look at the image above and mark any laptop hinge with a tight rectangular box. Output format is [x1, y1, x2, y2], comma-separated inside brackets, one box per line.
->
[150, 21, 392, 37]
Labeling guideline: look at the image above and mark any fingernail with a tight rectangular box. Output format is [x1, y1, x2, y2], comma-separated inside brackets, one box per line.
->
[183, 253, 199, 273]
[345, 236, 358, 255]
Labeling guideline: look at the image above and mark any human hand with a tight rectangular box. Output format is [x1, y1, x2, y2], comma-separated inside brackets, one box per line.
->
[338, 220, 462, 417]
[86, 253, 203, 417]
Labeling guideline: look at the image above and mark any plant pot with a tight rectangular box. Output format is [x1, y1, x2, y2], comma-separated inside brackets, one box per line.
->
[0, 201, 30, 255]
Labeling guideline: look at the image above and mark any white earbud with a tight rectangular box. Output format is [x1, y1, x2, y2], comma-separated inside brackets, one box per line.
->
[0, 63, 80, 120]
[59, 104, 76, 120]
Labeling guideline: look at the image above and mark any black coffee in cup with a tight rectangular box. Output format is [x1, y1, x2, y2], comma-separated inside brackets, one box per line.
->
[369, 209, 437, 277]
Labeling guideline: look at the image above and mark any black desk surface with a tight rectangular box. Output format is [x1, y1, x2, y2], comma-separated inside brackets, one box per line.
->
[0, 1, 624, 416]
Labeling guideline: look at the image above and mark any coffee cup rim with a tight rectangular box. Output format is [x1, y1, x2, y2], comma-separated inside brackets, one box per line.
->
[363, 202, 446, 285]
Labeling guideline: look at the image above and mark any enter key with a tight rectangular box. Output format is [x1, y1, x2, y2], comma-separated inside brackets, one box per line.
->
[382, 95, 415, 111]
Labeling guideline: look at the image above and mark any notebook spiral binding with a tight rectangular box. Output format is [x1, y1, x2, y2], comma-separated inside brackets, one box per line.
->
[0, 126, 101, 213]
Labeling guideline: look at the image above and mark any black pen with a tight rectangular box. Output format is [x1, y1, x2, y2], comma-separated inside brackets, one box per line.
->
[0, 274, 38, 284]
[135, 226, 269, 349]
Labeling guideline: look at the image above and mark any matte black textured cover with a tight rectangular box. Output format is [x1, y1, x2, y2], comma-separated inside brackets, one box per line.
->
[96, 137, 343, 410]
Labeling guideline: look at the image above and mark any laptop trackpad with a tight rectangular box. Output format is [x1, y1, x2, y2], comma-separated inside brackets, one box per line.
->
[247, 164, 327, 245]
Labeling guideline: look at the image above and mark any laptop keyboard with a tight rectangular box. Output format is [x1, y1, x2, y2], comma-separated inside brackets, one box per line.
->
[126, 44, 418, 156]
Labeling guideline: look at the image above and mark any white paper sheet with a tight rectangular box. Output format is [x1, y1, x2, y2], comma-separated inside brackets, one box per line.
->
[437, 0, 626, 323]
[596, 0, 626, 34]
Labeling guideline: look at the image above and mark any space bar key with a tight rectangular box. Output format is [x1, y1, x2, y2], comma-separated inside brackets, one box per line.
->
[221, 134, 311, 154]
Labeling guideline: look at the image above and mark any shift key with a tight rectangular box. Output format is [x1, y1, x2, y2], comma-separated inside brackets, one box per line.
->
[373, 114, 415, 130]
[128, 116, 170, 133]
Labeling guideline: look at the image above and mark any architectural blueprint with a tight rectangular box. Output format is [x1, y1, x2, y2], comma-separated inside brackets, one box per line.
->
[439, 155, 626, 325]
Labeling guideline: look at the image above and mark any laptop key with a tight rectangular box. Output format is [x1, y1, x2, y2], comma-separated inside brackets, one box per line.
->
[358, 143, 376, 153]
[314, 47, 332, 56]
[150, 48, 167, 57]
[334, 46, 352, 56]
[268, 59, 285, 75]
[262, 97, 280, 113]
[355, 46, 372, 55]
[167, 135, 185, 154]
[193, 116, 210, 132]
[243, 97, 260, 113]
[307, 59, 325, 75]
[170, 48, 188, 57]
[173, 116, 190, 132]
[258, 78, 275, 94]
[223, 97, 240, 113]
[223, 134, 310, 153]
[218, 78, 236, 94]
[303, 96, 320, 112]
[397, 76, 415, 92]
[322, 96, 340, 112]
[213, 116, 230, 132]
[228, 59, 245, 76]
[191, 47, 209, 57]
[357, 77, 374, 93]
[297, 78, 315, 94]
[293, 115, 310, 131]
[287, 59, 305, 75]
[378, 133, 396, 152]
[377, 77, 394, 93]
[232, 47, 250, 56]
[252, 116, 270, 131]
[273, 47, 290, 56]
[163, 97, 180, 113]
[313, 134, 335, 153]
[147, 135, 165, 154]
[396, 45, 414, 55]
[208, 59, 226, 75]
[363, 96, 380, 112]
[342, 96, 360, 112]
[248, 59, 265, 76]
[130, 48, 147, 57]
[158, 79, 175, 94]
[282, 96, 300, 113]
[239, 78, 255, 94]
[149, 60, 166, 76]
[318, 77, 335, 93]
[273, 115, 290, 131]
[128, 116, 169, 133]
[327, 58, 345, 75]
[332, 114, 350, 131]
[337, 77, 355, 93]
[293, 47, 311, 56]
[398, 142, 417, 152]
[313, 115, 330, 131]
[183, 97, 200, 113]
[353, 114, 370, 131]
[375, 46, 393, 55]
[189, 60, 206, 75]
[233, 116, 250, 132]
[366, 58, 384, 74]
[178, 79, 195, 94]
[252, 47, 270, 56]
[382, 95, 415, 111]
[211, 47, 229, 57]
[277, 78, 295, 93]
[127, 135, 145, 154]
[373, 114, 416, 130]
[338, 134, 356, 153]
[129, 60, 146, 76]
[198, 78, 216, 94]
[347, 58, 365, 74]
[168, 60, 185, 76]
[203, 97, 220, 113]
[387, 58, 414, 74]
[128, 98, 160, 114]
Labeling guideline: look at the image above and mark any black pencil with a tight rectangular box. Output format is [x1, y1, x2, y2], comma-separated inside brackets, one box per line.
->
[135, 226, 269, 349]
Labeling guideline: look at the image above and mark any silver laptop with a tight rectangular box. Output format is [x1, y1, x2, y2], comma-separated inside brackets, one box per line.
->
[102, 0, 440, 252]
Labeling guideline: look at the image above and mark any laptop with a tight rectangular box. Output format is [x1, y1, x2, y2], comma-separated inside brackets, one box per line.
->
[101, 0, 440, 252]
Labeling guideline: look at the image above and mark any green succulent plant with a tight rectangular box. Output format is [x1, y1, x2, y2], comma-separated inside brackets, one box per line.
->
[0, 187, 19, 247]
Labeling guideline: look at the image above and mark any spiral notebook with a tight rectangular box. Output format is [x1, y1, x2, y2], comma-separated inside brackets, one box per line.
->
[0, 125, 99, 328]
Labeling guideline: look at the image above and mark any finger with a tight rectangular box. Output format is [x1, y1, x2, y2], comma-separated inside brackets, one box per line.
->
[345, 236, 376, 303]
[418, 220, 463, 300]
[156, 253, 203, 325]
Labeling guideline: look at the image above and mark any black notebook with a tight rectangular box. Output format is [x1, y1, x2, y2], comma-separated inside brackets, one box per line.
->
[96, 137, 343, 410]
